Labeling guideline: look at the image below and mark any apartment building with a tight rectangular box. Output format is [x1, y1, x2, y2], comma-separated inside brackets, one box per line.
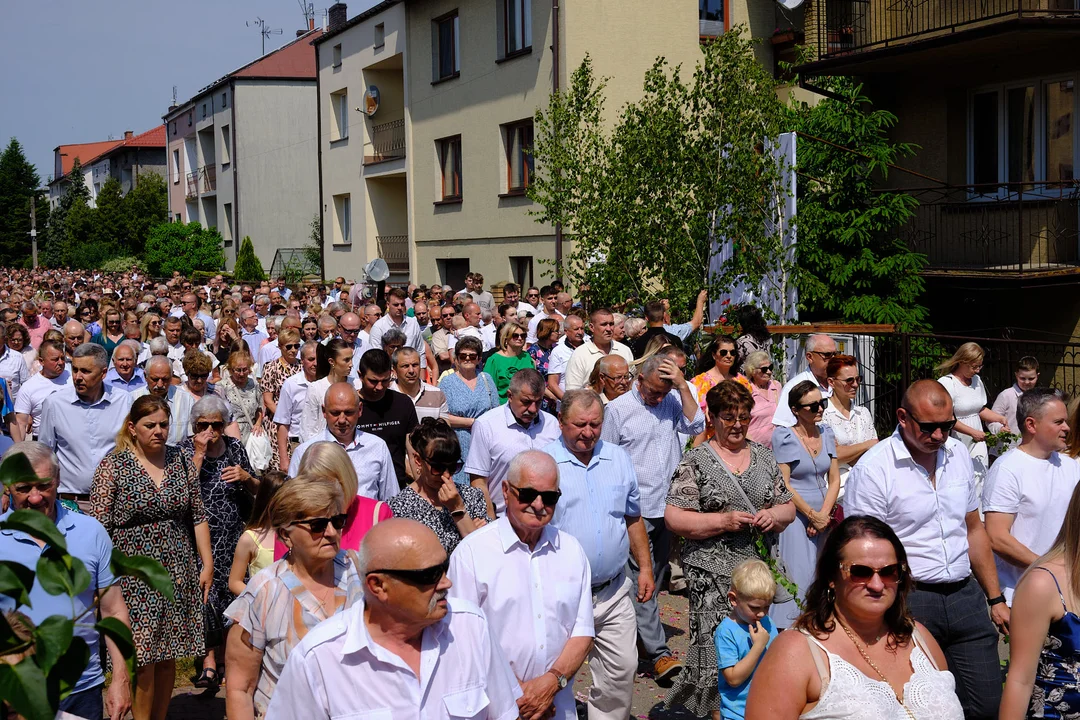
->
[48, 127, 167, 208]
[164, 29, 322, 271]
[48, 139, 120, 208]
[800, 0, 1080, 340]
[316, 0, 700, 288]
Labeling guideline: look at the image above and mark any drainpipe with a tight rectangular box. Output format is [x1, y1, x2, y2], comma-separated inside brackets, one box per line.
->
[315, 41, 326, 283]
[230, 79, 240, 267]
[552, 0, 563, 274]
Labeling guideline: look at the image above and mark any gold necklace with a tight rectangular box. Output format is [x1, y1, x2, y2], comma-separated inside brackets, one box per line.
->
[837, 618, 916, 720]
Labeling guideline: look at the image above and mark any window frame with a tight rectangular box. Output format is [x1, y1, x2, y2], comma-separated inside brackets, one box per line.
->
[435, 135, 463, 203]
[503, 119, 534, 195]
[171, 149, 181, 184]
[503, 0, 532, 59]
[433, 11, 460, 83]
[333, 194, 352, 244]
[330, 89, 349, 142]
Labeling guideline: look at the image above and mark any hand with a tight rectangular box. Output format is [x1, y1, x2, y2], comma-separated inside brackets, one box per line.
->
[806, 524, 818, 538]
[658, 358, 687, 389]
[516, 674, 559, 720]
[637, 568, 655, 602]
[198, 564, 213, 603]
[720, 511, 756, 534]
[809, 509, 830, 532]
[696, 289, 709, 306]
[220, 465, 248, 484]
[436, 475, 465, 514]
[752, 508, 777, 532]
[991, 602, 1011, 636]
[192, 428, 213, 456]
[970, 428, 987, 443]
[749, 620, 770, 648]
[105, 674, 131, 720]
[251, 423, 265, 437]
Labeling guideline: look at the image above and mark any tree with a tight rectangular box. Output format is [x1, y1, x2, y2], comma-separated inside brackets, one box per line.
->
[41, 160, 90, 268]
[232, 236, 266, 282]
[0, 138, 48, 267]
[528, 31, 791, 320]
[122, 172, 168, 255]
[790, 77, 929, 330]
[144, 222, 224, 277]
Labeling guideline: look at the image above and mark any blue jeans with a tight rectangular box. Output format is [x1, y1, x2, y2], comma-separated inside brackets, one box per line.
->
[58, 684, 103, 720]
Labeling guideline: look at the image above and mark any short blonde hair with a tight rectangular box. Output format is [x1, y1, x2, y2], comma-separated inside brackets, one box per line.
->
[730, 558, 776, 601]
[268, 473, 344, 530]
[298, 441, 359, 500]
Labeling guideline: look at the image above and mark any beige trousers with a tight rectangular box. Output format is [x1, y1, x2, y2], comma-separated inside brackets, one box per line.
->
[585, 575, 638, 720]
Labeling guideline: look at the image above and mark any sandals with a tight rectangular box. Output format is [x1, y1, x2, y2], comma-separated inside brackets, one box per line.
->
[192, 666, 220, 689]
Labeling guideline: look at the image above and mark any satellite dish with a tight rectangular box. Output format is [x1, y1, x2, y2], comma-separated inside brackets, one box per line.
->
[365, 258, 390, 282]
[778, 0, 805, 8]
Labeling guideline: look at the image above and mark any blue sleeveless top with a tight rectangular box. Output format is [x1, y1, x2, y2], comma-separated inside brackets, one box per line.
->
[1030, 567, 1080, 719]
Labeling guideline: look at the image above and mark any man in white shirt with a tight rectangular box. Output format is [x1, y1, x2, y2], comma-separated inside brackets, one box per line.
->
[564, 309, 634, 391]
[547, 315, 587, 406]
[274, 343, 317, 471]
[845, 379, 1008, 720]
[266, 518, 522, 720]
[450, 451, 594, 720]
[526, 286, 561, 345]
[983, 387, 1078, 604]
[987, 356, 1039, 456]
[14, 339, 69, 439]
[368, 288, 427, 369]
[239, 309, 268, 359]
[772, 334, 836, 427]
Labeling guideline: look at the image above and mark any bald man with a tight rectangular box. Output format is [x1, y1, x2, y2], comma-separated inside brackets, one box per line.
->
[845, 379, 1007, 719]
[288, 382, 397, 501]
[596, 354, 632, 404]
[266, 519, 522, 720]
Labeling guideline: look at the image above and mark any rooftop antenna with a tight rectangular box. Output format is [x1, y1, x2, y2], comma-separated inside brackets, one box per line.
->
[298, 1, 316, 30]
[172, 85, 178, 107]
[246, 17, 283, 56]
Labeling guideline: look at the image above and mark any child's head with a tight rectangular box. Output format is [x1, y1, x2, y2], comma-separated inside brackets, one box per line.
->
[247, 470, 287, 530]
[728, 559, 775, 624]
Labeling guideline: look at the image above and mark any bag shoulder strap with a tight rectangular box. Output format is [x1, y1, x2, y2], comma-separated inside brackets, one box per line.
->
[372, 500, 385, 526]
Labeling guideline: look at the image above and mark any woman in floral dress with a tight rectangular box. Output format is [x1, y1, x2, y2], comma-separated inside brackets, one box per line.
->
[439, 336, 500, 486]
[259, 328, 301, 471]
[91, 395, 212, 720]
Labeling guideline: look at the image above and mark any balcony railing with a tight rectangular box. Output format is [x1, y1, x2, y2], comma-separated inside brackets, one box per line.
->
[366, 119, 406, 164]
[376, 234, 409, 272]
[814, 0, 1080, 60]
[185, 171, 199, 199]
[200, 165, 216, 193]
[890, 181, 1080, 274]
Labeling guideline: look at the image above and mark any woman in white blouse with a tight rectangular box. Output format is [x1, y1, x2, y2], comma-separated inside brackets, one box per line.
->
[821, 355, 877, 500]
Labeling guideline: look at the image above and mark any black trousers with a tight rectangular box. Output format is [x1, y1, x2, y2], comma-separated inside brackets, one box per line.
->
[908, 575, 1002, 720]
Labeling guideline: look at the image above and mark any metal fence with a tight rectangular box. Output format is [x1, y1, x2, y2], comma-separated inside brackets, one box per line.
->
[369, 119, 406, 162]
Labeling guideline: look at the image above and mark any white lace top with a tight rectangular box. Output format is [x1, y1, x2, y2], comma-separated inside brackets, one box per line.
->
[799, 630, 964, 720]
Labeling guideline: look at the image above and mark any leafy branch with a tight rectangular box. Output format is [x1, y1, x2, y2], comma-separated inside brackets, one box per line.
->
[752, 529, 801, 610]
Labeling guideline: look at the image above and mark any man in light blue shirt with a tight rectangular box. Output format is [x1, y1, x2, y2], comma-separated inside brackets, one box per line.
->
[103, 341, 146, 392]
[0, 441, 132, 720]
[600, 353, 704, 684]
[38, 343, 133, 505]
[544, 389, 654, 720]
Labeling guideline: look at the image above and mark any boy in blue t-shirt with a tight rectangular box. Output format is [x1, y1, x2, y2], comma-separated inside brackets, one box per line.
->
[715, 558, 779, 720]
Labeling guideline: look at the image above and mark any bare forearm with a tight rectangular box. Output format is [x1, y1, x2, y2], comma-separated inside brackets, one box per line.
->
[626, 517, 653, 573]
[723, 642, 768, 687]
[678, 384, 697, 422]
[988, 529, 1039, 570]
[835, 439, 875, 466]
[276, 424, 290, 470]
[953, 420, 981, 438]
[547, 375, 565, 400]
[550, 636, 593, 679]
[968, 522, 1002, 597]
[665, 506, 732, 540]
[194, 522, 214, 569]
[443, 413, 473, 429]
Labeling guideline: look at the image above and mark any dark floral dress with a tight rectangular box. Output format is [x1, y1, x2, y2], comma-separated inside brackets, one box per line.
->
[386, 485, 489, 554]
[90, 446, 206, 665]
[664, 441, 792, 717]
[527, 342, 557, 414]
[179, 436, 254, 625]
[259, 358, 299, 470]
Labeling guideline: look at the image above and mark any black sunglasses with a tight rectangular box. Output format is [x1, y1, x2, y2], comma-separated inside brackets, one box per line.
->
[510, 333, 527, 340]
[902, 409, 958, 436]
[291, 513, 348, 534]
[194, 420, 224, 431]
[283, 343, 301, 350]
[759, 364, 773, 373]
[367, 559, 450, 586]
[457, 353, 479, 361]
[715, 349, 736, 358]
[420, 453, 464, 475]
[796, 400, 828, 412]
[508, 484, 562, 506]
[840, 562, 904, 584]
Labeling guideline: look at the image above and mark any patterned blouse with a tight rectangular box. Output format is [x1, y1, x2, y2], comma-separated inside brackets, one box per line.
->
[387, 485, 490, 554]
[218, 376, 261, 444]
[224, 552, 363, 718]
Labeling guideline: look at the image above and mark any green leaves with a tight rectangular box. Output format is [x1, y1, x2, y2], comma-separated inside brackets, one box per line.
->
[36, 547, 90, 597]
[0, 450, 40, 490]
[143, 221, 225, 277]
[96, 615, 136, 684]
[233, 236, 267, 282]
[111, 550, 175, 602]
[0, 560, 35, 606]
[0, 659, 51, 720]
[32, 616, 73, 674]
[1, 509, 67, 551]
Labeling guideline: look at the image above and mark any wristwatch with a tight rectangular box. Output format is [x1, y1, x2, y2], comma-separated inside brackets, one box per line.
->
[546, 669, 568, 689]
[987, 594, 1007, 607]
[450, 508, 467, 520]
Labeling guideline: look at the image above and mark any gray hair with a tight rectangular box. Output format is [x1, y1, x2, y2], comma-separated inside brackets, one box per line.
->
[148, 336, 169, 355]
[639, 355, 668, 380]
[72, 342, 108, 369]
[325, 301, 345, 315]
[562, 314, 582, 331]
[268, 315, 284, 332]
[392, 346, 420, 367]
[623, 317, 646, 339]
[508, 368, 545, 397]
[255, 294, 270, 306]
[20, 300, 36, 314]
[1016, 387, 1065, 431]
[146, 356, 172, 374]
[382, 328, 408, 347]
[560, 388, 604, 422]
[742, 350, 771, 376]
[190, 394, 232, 428]
[806, 334, 836, 353]
[114, 340, 141, 358]
[507, 450, 558, 488]
[3, 441, 60, 481]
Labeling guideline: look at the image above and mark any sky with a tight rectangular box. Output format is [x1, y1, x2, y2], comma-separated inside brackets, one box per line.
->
[0, 0, 379, 184]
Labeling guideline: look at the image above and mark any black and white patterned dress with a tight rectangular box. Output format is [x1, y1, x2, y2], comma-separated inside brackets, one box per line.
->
[386, 485, 490, 554]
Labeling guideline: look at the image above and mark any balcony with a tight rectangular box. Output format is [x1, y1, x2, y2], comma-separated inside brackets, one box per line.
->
[200, 165, 216, 193]
[893, 181, 1080, 277]
[364, 119, 406, 165]
[376, 234, 410, 282]
[185, 171, 199, 200]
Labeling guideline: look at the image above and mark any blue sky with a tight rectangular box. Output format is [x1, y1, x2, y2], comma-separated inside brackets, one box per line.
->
[0, 0, 378, 183]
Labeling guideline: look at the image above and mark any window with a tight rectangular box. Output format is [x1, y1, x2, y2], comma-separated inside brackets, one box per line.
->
[220, 125, 231, 166]
[1046, 79, 1074, 182]
[222, 91, 228, 109]
[433, 11, 459, 81]
[700, 0, 723, 21]
[438, 258, 470, 289]
[503, 119, 534, 192]
[510, 256, 533, 288]
[172, 149, 180, 184]
[223, 203, 233, 242]
[170, 121, 176, 136]
[202, 103, 207, 119]
[375, 23, 385, 48]
[436, 135, 462, 201]
[333, 194, 352, 244]
[175, 213, 182, 222]
[502, 0, 532, 57]
[188, 112, 192, 127]
[331, 90, 349, 141]
[333, 43, 342, 67]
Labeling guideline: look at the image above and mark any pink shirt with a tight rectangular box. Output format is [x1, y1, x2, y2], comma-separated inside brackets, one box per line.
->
[748, 379, 781, 447]
[20, 316, 50, 349]
[274, 495, 393, 561]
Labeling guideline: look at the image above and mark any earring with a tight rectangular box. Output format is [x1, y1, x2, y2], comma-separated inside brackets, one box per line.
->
[826, 586, 835, 604]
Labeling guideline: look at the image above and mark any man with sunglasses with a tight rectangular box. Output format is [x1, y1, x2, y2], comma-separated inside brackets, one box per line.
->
[772, 333, 837, 428]
[266, 518, 523, 720]
[450, 451, 594, 720]
[544, 390, 655, 720]
[845, 379, 1008, 720]
[564, 308, 634, 392]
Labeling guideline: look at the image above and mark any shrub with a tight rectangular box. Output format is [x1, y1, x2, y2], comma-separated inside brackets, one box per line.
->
[100, 256, 147, 274]
[144, 222, 224, 277]
[232, 236, 266, 282]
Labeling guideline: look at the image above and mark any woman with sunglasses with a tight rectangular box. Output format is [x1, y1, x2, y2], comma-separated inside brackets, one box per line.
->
[770, 380, 841, 628]
[484, 322, 536, 403]
[259, 328, 302, 471]
[747, 515, 961, 720]
[91, 395, 214, 720]
[527, 317, 562, 413]
[170, 349, 240, 446]
[4, 322, 36, 377]
[388, 417, 489, 554]
[823, 355, 878, 493]
[691, 335, 753, 445]
[77, 299, 101, 336]
[179, 394, 257, 689]
[742, 350, 781, 447]
[225, 474, 363, 720]
[91, 308, 126, 363]
[440, 336, 500, 485]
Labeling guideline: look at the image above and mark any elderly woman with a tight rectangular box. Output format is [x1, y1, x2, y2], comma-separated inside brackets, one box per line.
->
[747, 516, 962, 720]
[169, 349, 239, 446]
[741, 350, 781, 447]
[623, 317, 647, 343]
[388, 417, 489, 553]
[259, 328, 301, 470]
[484, 322, 535, 402]
[218, 348, 263, 444]
[91, 395, 213, 720]
[439, 336, 500, 485]
[224, 475, 363, 720]
[822, 355, 878, 492]
[663, 380, 795, 718]
[179, 394, 256, 687]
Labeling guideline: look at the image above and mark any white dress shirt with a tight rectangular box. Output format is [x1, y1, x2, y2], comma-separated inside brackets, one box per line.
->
[288, 427, 398, 501]
[273, 372, 312, 439]
[265, 597, 522, 720]
[547, 338, 576, 394]
[772, 368, 832, 427]
[368, 314, 427, 368]
[845, 428, 977, 583]
[0, 346, 31, 402]
[14, 370, 70, 434]
[450, 518, 594, 720]
[563, 341, 634, 392]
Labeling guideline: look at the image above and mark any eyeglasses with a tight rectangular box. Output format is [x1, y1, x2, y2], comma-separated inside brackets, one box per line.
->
[601, 372, 633, 382]
[840, 562, 904, 584]
[283, 343, 301, 350]
[902, 409, 958, 436]
[421, 453, 464, 476]
[715, 349, 736, 358]
[717, 414, 751, 426]
[340, 327, 360, 335]
[189, 373, 210, 381]
[837, 375, 862, 386]
[510, 333, 527, 340]
[812, 351, 838, 360]
[526, 293, 539, 298]
[457, 353, 479, 361]
[758, 365, 773, 373]
[508, 483, 562, 506]
[367, 559, 450, 586]
[291, 513, 348, 535]
[194, 420, 224, 431]
[796, 400, 828, 412]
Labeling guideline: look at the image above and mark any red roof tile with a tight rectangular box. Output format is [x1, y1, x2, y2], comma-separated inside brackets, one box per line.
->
[122, 125, 166, 148]
[233, 29, 322, 80]
[55, 140, 123, 178]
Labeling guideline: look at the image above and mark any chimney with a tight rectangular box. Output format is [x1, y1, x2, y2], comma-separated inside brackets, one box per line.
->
[328, 3, 346, 31]
[309, 16, 315, 31]
[124, 130, 133, 140]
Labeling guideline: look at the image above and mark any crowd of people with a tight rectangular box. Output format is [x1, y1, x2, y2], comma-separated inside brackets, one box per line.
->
[2, 267, 1080, 720]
